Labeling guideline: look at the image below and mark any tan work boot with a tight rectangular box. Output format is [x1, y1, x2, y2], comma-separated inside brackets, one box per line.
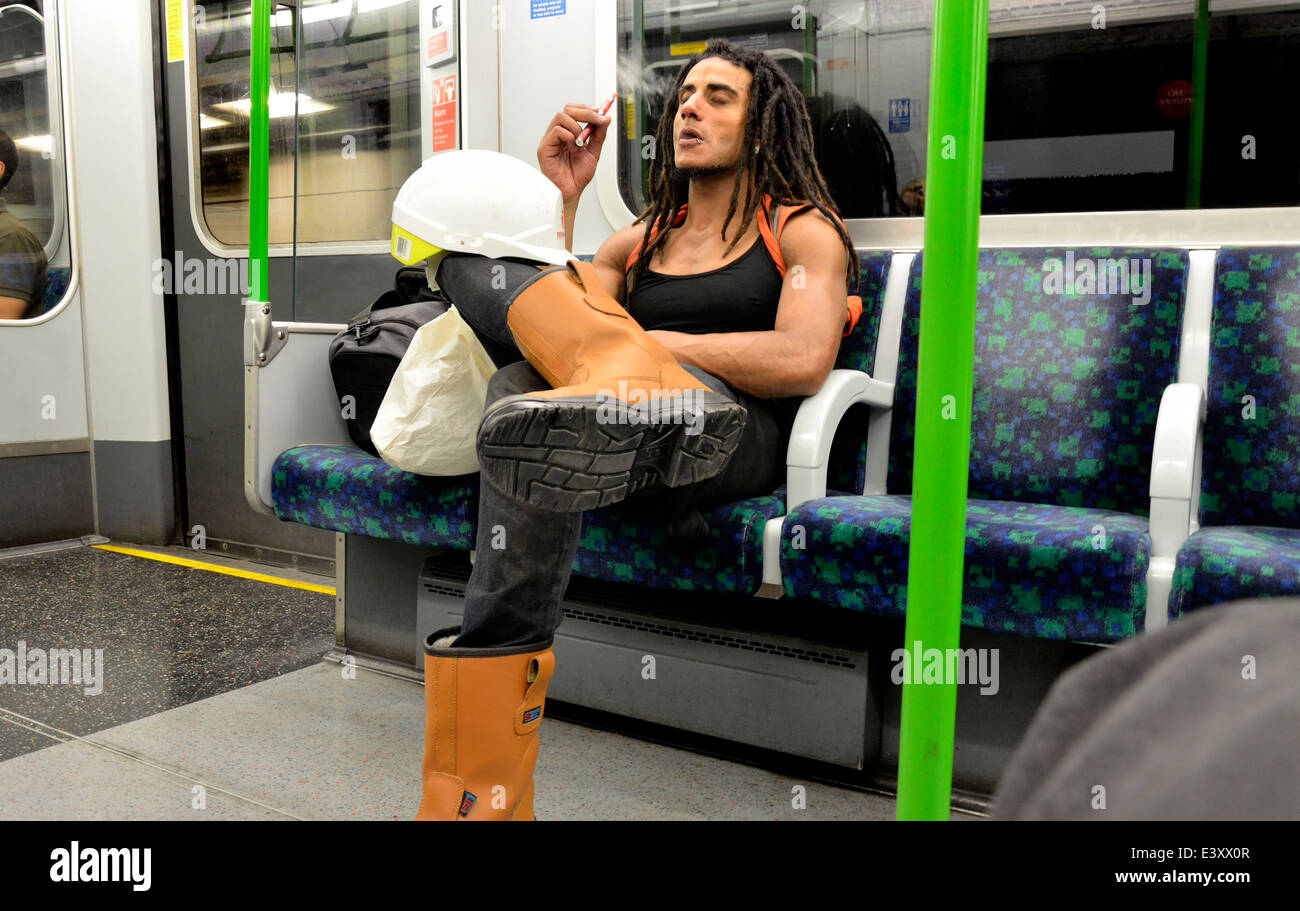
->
[415, 627, 554, 821]
[476, 259, 747, 512]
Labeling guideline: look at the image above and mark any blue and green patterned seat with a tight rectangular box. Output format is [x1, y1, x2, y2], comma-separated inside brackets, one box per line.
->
[268, 251, 894, 597]
[271, 443, 789, 594]
[42, 267, 71, 314]
[828, 251, 893, 494]
[782, 248, 1190, 642]
[272, 444, 480, 548]
[1170, 248, 1300, 613]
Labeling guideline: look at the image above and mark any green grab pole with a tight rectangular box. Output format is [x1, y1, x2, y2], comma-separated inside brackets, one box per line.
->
[249, 0, 271, 305]
[896, 0, 988, 822]
[1186, 0, 1209, 209]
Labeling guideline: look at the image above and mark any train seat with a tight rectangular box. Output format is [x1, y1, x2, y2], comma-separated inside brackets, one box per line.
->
[269, 443, 786, 594]
[272, 445, 480, 549]
[42, 266, 72, 315]
[1170, 247, 1300, 614]
[264, 251, 895, 597]
[781, 248, 1193, 642]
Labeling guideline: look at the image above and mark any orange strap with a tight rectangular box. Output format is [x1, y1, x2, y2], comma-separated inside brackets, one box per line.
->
[765, 199, 862, 338]
[624, 205, 688, 274]
[625, 193, 861, 337]
[844, 296, 863, 337]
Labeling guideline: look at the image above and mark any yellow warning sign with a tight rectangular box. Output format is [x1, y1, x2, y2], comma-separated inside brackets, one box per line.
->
[624, 94, 636, 140]
[166, 0, 185, 63]
[670, 41, 707, 57]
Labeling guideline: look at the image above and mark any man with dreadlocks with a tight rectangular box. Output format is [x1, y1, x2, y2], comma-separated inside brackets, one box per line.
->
[414, 39, 861, 821]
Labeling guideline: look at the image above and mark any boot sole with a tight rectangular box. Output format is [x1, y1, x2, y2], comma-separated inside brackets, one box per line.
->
[476, 392, 747, 512]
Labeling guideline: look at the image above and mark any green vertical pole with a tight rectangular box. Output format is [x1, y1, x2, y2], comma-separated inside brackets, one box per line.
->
[1186, 0, 1209, 209]
[895, 0, 988, 822]
[249, 0, 271, 305]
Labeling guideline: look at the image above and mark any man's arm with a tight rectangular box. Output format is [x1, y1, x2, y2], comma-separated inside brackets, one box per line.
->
[589, 222, 644, 305]
[0, 230, 46, 320]
[650, 210, 848, 399]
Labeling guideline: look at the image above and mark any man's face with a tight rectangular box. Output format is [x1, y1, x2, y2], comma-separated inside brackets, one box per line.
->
[673, 57, 753, 182]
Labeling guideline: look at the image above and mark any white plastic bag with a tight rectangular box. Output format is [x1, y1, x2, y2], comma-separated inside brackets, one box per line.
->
[370, 305, 497, 476]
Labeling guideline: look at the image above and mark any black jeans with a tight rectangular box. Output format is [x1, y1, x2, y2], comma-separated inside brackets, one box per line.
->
[438, 256, 791, 648]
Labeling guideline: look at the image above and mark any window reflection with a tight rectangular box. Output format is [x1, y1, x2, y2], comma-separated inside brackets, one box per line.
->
[0, 0, 52, 321]
[618, 0, 1300, 218]
[194, 0, 422, 246]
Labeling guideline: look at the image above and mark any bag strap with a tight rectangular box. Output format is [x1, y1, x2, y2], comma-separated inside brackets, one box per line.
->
[624, 205, 689, 275]
[349, 265, 435, 331]
[757, 194, 791, 274]
[764, 197, 863, 338]
[394, 265, 441, 303]
[347, 291, 398, 332]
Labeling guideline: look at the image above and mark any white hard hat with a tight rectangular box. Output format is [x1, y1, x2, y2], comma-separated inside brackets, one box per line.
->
[391, 150, 573, 279]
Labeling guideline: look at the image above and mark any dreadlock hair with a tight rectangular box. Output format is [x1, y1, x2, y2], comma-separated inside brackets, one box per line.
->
[629, 38, 860, 296]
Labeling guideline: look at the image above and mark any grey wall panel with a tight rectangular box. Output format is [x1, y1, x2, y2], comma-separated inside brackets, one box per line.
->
[0, 454, 94, 547]
[92, 440, 177, 544]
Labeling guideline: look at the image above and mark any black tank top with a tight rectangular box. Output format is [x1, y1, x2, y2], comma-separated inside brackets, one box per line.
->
[625, 232, 801, 432]
[625, 234, 782, 334]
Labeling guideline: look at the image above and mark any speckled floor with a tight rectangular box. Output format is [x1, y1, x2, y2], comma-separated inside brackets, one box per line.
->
[0, 543, 909, 821]
[0, 545, 335, 762]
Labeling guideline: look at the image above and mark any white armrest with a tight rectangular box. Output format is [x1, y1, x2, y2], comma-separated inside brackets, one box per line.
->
[1148, 382, 1206, 558]
[785, 369, 894, 510]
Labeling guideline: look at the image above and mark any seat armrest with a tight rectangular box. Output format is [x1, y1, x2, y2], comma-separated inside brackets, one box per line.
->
[785, 369, 894, 510]
[1148, 382, 1206, 557]
[244, 319, 352, 516]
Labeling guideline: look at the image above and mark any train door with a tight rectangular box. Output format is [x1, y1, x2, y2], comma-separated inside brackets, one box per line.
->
[156, 0, 438, 567]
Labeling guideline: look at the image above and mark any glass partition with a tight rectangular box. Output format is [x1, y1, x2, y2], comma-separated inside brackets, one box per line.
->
[616, 0, 1300, 219]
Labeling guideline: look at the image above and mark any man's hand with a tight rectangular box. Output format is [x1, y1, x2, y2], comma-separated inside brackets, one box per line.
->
[537, 104, 611, 204]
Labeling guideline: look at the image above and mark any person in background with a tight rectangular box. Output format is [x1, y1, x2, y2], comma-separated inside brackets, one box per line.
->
[0, 130, 48, 321]
[815, 103, 902, 219]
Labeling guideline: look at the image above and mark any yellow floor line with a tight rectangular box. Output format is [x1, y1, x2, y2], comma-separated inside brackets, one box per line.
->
[93, 544, 336, 596]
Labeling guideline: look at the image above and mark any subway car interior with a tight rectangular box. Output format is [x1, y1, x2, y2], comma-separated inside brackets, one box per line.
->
[0, 0, 1297, 839]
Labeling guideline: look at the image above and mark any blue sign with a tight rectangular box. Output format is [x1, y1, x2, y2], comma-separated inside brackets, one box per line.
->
[531, 0, 565, 18]
[888, 98, 911, 133]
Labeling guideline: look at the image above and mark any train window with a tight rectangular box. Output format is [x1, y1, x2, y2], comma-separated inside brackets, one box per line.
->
[984, 0, 1300, 214]
[0, 0, 67, 323]
[192, 0, 422, 247]
[616, 0, 893, 217]
[616, 0, 1300, 219]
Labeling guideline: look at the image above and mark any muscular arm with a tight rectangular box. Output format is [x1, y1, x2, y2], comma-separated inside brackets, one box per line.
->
[0, 296, 27, 319]
[590, 222, 644, 306]
[0, 231, 46, 320]
[651, 211, 848, 399]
